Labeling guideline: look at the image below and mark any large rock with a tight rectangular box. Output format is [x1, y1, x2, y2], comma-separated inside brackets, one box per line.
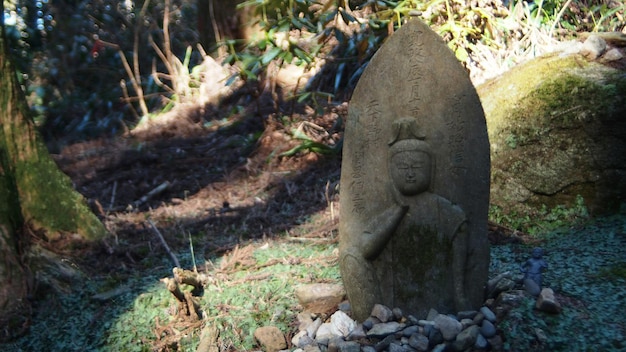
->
[295, 283, 346, 314]
[479, 47, 626, 217]
[339, 18, 490, 322]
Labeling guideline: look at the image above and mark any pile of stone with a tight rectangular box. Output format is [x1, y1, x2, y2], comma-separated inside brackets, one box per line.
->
[289, 303, 500, 352]
[254, 274, 563, 352]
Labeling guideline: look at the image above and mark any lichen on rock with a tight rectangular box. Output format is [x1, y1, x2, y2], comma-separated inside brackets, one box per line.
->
[479, 52, 626, 218]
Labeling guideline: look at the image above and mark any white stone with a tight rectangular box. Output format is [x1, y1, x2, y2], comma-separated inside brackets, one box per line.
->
[292, 330, 316, 348]
[330, 310, 357, 337]
[582, 35, 607, 59]
[315, 323, 340, 344]
[306, 318, 322, 338]
[603, 48, 624, 62]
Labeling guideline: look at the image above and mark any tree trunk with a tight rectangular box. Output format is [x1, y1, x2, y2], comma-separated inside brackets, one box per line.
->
[0, 3, 106, 340]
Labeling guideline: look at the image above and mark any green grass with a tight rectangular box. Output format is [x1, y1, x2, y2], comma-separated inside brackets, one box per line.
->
[3, 215, 626, 351]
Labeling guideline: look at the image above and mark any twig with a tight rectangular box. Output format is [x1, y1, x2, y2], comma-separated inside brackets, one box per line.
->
[209, 0, 226, 58]
[99, 36, 148, 116]
[119, 79, 139, 119]
[150, 56, 177, 94]
[184, 291, 200, 321]
[163, 0, 176, 94]
[173, 267, 207, 289]
[133, 181, 170, 207]
[225, 273, 272, 286]
[133, 0, 150, 116]
[149, 220, 180, 268]
[197, 324, 220, 352]
[286, 236, 335, 244]
[189, 233, 198, 273]
[108, 180, 117, 212]
[549, 0, 572, 38]
[325, 180, 334, 221]
[120, 92, 164, 102]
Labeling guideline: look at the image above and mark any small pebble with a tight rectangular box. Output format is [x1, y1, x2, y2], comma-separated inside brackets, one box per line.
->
[426, 308, 439, 320]
[475, 333, 489, 349]
[472, 312, 485, 325]
[603, 48, 624, 62]
[407, 315, 420, 325]
[434, 314, 462, 341]
[535, 287, 562, 314]
[582, 35, 607, 59]
[362, 317, 377, 330]
[346, 324, 366, 341]
[457, 310, 478, 320]
[408, 333, 429, 351]
[480, 306, 497, 323]
[480, 319, 497, 338]
[428, 327, 444, 346]
[418, 319, 436, 327]
[402, 325, 420, 337]
[371, 304, 394, 323]
[453, 325, 480, 351]
[460, 318, 474, 329]
[392, 307, 404, 321]
[374, 334, 396, 352]
[338, 340, 360, 352]
[431, 343, 447, 352]
[388, 342, 405, 352]
[535, 327, 548, 343]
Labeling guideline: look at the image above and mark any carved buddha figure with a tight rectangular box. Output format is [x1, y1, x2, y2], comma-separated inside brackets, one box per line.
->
[340, 117, 470, 321]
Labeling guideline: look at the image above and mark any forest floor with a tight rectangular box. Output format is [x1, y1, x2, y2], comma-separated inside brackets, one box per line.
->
[1, 97, 623, 351]
[2, 21, 626, 346]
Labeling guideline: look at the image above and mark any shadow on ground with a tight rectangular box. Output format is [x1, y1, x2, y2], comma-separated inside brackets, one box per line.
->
[1, 96, 344, 350]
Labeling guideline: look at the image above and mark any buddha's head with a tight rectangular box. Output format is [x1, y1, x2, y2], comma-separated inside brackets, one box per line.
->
[388, 118, 432, 196]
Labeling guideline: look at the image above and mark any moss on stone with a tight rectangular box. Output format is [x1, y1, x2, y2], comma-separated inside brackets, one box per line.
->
[15, 138, 106, 241]
[479, 52, 626, 224]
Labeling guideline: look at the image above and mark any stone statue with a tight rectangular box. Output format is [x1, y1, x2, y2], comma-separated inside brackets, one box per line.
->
[340, 118, 472, 320]
[521, 247, 548, 287]
[339, 19, 490, 322]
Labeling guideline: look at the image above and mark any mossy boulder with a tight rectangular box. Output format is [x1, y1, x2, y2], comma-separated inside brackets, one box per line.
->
[478, 52, 626, 217]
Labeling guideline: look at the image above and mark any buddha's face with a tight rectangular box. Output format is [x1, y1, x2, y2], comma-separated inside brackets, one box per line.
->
[390, 150, 431, 195]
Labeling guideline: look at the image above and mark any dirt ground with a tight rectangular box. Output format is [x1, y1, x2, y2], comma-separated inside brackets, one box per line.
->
[47, 99, 348, 277]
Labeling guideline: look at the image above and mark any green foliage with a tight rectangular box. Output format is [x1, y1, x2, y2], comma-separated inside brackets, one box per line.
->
[224, 0, 347, 84]
[2, 236, 340, 351]
[3, 215, 623, 351]
[280, 125, 341, 156]
[489, 194, 589, 235]
[4, 0, 201, 141]
[4, 0, 625, 143]
[201, 241, 340, 350]
[530, 194, 589, 234]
